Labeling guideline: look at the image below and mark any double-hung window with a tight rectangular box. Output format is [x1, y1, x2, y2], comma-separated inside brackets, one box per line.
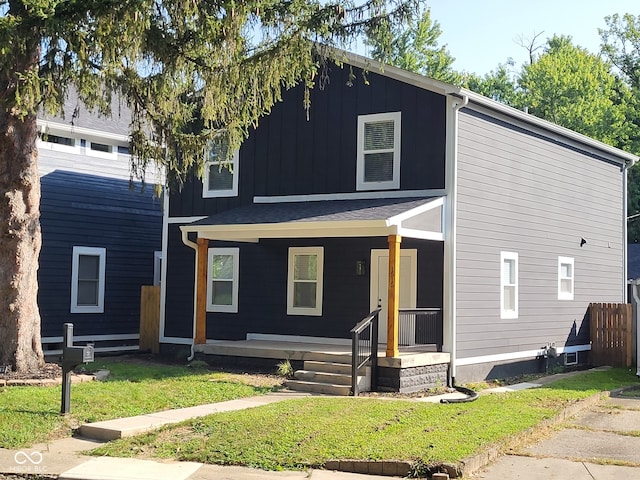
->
[558, 256, 574, 300]
[207, 248, 239, 313]
[287, 247, 324, 316]
[203, 139, 238, 198]
[71, 246, 106, 313]
[500, 251, 518, 319]
[356, 112, 401, 191]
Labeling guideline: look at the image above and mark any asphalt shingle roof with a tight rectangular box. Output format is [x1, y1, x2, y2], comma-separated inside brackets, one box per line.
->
[189, 197, 436, 227]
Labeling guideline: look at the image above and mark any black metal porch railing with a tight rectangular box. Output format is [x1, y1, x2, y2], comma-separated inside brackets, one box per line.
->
[350, 308, 380, 396]
[398, 308, 443, 351]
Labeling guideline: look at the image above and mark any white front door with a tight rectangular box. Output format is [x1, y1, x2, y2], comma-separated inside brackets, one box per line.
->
[370, 249, 417, 343]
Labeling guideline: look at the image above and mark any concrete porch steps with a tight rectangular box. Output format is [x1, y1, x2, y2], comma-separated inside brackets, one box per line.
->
[285, 359, 370, 396]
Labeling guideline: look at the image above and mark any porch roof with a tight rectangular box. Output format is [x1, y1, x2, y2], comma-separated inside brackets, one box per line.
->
[181, 196, 444, 241]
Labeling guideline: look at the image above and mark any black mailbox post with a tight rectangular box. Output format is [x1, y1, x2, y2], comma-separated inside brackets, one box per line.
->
[61, 323, 94, 414]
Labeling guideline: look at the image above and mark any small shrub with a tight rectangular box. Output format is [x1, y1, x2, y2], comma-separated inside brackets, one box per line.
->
[188, 360, 209, 370]
[276, 360, 294, 378]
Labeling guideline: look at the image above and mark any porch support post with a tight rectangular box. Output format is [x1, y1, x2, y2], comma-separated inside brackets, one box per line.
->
[195, 237, 209, 345]
[386, 234, 401, 357]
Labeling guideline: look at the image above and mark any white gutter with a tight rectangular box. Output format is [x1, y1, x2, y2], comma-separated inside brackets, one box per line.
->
[624, 158, 637, 302]
[632, 280, 640, 377]
[444, 93, 469, 385]
[180, 229, 199, 361]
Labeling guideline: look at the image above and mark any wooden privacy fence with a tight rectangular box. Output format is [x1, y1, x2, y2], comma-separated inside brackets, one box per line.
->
[140, 285, 161, 354]
[589, 302, 632, 368]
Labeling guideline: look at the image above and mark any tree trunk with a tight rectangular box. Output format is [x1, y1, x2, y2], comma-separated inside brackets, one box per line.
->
[0, 108, 45, 373]
[0, 25, 45, 373]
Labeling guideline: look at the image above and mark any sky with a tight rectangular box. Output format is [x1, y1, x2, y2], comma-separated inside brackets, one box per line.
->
[414, 0, 639, 76]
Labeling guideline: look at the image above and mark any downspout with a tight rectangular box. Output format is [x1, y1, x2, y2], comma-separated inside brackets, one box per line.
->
[632, 279, 640, 377]
[181, 230, 198, 361]
[624, 159, 635, 303]
[445, 93, 469, 386]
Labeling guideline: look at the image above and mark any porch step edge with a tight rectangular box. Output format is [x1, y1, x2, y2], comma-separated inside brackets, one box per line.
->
[294, 370, 353, 385]
[303, 361, 365, 375]
[285, 380, 352, 396]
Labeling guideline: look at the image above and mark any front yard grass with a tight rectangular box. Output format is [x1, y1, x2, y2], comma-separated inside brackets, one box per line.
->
[91, 368, 638, 471]
[0, 359, 280, 448]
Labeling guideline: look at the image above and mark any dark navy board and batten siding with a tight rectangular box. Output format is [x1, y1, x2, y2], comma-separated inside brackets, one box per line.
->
[169, 64, 447, 218]
[38, 168, 162, 338]
[454, 106, 624, 367]
[164, 224, 443, 340]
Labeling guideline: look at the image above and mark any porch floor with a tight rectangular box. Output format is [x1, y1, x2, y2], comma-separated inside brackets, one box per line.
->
[194, 338, 450, 369]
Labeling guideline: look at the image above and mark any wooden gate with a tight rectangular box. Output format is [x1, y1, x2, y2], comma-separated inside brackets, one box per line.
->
[589, 302, 632, 367]
[140, 285, 161, 353]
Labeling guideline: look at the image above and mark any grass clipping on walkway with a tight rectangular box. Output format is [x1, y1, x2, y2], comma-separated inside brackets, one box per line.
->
[0, 360, 279, 449]
[92, 368, 638, 470]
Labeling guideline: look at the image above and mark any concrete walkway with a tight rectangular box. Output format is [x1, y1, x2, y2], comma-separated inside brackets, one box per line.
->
[470, 392, 640, 479]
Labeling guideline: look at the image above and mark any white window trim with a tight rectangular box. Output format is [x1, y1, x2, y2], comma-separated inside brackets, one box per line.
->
[203, 150, 239, 198]
[206, 247, 239, 313]
[71, 246, 106, 314]
[558, 256, 574, 301]
[356, 111, 401, 191]
[287, 246, 324, 316]
[500, 251, 518, 319]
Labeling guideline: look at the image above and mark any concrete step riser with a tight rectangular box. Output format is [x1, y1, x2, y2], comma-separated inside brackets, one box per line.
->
[303, 360, 366, 375]
[294, 370, 357, 386]
[285, 380, 352, 396]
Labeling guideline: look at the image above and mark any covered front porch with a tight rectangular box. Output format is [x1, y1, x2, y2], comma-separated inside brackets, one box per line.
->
[180, 196, 450, 394]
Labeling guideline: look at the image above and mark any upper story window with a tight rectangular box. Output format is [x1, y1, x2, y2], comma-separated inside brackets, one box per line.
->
[500, 251, 518, 319]
[356, 112, 401, 191]
[203, 139, 239, 198]
[558, 256, 574, 300]
[287, 247, 324, 316]
[71, 246, 106, 314]
[43, 134, 75, 147]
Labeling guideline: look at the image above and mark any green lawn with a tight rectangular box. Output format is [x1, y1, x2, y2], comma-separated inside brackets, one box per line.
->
[0, 359, 279, 448]
[91, 368, 639, 471]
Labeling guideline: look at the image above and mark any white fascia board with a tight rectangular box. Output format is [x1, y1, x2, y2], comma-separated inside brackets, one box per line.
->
[37, 119, 130, 143]
[254, 189, 446, 203]
[456, 344, 591, 366]
[184, 220, 392, 240]
[386, 197, 444, 225]
[168, 216, 208, 224]
[397, 228, 444, 242]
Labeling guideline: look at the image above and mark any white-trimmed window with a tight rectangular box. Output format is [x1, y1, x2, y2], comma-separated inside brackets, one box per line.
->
[356, 112, 401, 191]
[203, 139, 239, 198]
[71, 246, 106, 314]
[207, 248, 239, 313]
[558, 256, 574, 300]
[287, 247, 324, 316]
[500, 251, 518, 319]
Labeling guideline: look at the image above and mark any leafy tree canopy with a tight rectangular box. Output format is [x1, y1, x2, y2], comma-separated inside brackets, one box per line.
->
[364, 5, 461, 84]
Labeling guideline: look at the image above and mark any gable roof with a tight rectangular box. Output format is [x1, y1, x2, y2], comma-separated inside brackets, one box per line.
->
[342, 51, 638, 166]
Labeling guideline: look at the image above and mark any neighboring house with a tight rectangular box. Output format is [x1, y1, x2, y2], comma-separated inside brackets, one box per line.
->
[160, 52, 636, 389]
[37, 95, 162, 355]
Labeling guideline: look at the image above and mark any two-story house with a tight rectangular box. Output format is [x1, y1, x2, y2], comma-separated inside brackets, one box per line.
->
[37, 95, 162, 356]
[159, 52, 636, 392]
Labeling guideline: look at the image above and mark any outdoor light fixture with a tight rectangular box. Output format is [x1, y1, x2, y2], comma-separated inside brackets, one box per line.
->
[356, 260, 366, 276]
[580, 237, 587, 247]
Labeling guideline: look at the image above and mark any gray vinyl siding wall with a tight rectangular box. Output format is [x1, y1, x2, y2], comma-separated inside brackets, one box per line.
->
[455, 106, 625, 360]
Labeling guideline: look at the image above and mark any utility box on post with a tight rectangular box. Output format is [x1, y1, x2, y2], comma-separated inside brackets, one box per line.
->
[60, 323, 94, 414]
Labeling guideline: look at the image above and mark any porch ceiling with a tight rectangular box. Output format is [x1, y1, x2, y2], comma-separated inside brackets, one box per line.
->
[180, 196, 444, 241]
